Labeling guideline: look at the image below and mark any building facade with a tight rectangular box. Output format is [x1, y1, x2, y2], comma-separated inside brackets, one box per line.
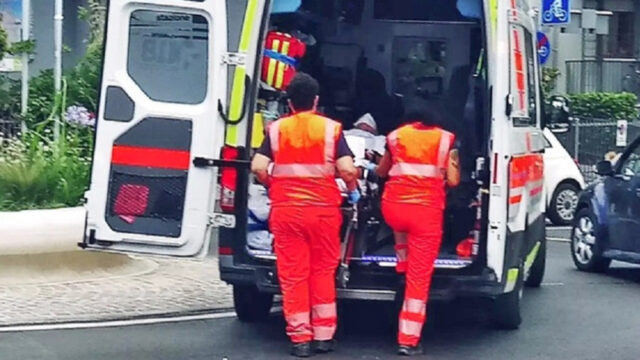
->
[543, 0, 640, 94]
[0, 0, 89, 75]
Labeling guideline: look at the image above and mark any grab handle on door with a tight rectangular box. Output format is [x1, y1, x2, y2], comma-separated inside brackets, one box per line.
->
[217, 75, 252, 125]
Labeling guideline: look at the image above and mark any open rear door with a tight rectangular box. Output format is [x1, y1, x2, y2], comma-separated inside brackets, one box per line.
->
[83, 0, 232, 257]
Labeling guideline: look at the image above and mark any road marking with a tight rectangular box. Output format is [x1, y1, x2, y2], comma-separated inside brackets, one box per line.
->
[0, 312, 237, 333]
[541, 282, 564, 286]
[0, 307, 285, 333]
[547, 237, 570, 243]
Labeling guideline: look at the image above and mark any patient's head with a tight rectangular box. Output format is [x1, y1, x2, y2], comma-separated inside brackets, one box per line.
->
[353, 113, 378, 135]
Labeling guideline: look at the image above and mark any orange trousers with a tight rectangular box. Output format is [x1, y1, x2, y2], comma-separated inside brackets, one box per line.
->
[382, 201, 443, 347]
[270, 206, 342, 343]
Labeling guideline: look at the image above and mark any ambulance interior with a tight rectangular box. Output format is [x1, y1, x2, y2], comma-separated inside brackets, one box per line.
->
[247, 0, 488, 264]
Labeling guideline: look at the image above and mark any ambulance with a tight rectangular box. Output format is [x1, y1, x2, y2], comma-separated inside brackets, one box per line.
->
[81, 0, 570, 329]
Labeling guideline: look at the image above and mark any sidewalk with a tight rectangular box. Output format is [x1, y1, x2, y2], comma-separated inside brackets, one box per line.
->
[0, 252, 233, 326]
[0, 207, 233, 326]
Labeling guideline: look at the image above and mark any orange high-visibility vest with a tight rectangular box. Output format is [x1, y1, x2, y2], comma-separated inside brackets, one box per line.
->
[383, 123, 455, 208]
[269, 112, 342, 207]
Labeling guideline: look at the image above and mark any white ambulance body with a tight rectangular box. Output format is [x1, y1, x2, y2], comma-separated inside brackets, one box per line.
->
[82, 0, 569, 328]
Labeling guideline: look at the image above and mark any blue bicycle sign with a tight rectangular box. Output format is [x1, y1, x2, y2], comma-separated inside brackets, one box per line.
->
[542, 0, 570, 25]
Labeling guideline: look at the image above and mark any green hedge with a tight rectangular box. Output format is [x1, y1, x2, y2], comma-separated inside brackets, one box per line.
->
[568, 92, 638, 120]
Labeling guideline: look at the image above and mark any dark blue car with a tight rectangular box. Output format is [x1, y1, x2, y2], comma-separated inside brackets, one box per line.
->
[571, 136, 640, 272]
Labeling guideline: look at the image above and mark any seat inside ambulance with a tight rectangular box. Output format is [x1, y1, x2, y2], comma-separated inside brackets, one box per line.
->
[248, 0, 487, 263]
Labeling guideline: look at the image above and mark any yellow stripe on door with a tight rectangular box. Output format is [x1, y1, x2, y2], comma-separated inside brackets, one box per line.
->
[225, 0, 259, 146]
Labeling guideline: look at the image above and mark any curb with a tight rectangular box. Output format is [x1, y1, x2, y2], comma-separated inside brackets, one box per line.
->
[0, 307, 238, 331]
[0, 207, 84, 255]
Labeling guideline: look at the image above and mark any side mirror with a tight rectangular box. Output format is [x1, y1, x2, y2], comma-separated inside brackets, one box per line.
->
[544, 95, 571, 133]
[596, 160, 614, 176]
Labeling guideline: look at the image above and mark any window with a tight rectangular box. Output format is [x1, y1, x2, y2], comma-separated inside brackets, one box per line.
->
[620, 143, 640, 178]
[509, 25, 537, 127]
[128, 10, 209, 104]
[392, 37, 447, 97]
[603, 12, 635, 58]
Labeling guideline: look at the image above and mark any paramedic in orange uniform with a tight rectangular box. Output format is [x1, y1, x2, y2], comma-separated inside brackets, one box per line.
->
[251, 73, 360, 358]
[368, 99, 460, 356]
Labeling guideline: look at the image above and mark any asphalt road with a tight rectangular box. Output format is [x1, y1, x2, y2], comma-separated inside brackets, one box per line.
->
[3, 229, 640, 360]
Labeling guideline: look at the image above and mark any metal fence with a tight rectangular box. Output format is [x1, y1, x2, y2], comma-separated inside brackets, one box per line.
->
[0, 118, 20, 139]
[566, 59, 640, 97]
[554, 117, 640, 184]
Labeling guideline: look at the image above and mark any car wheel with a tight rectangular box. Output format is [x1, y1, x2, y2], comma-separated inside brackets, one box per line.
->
[548, 183, 580, 226]
[524, 237, 546, 288]
[233, 285, 274, 322]
[570, 209, 611, 273]
[491, 271, 523, 330]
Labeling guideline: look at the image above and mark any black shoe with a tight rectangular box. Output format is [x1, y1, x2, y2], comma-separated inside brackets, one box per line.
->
[313, 339, 336, 353]
[291, 342, 313, 358]
[397, 344, 424, 356]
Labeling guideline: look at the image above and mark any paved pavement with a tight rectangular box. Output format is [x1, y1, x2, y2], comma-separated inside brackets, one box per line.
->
[0, 254, 232, 326]
[3, 241, 640, 360]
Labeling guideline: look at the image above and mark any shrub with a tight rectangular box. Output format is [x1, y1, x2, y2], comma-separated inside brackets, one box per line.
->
[0, 129, 92, 211]
[568, 92, 639, 120]
[0, 25, 8, 61]
[0, 74, 20, 122]
[541, 67, 561, 96]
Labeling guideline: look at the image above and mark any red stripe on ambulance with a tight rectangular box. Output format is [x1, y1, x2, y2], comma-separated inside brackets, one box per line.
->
[111, 145, 190, 170]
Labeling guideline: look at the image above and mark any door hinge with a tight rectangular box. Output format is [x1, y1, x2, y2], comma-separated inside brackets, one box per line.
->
[209, 213, 236, 228]
[222, 52, 247, 66]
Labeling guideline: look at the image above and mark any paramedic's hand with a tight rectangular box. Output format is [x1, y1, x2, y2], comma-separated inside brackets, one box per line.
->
[348, 189, 361, 205]
[359, 160, 377, 173]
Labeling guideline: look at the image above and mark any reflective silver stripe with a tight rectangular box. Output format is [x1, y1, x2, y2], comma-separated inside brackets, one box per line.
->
[312, 326, 336, 341]
[269, 121, 280, 154]
[402, 298, 426, 315]
[324, 120, 337, 163]
[312, 303, 336, 319]
[437, 130, 454, 168]
[399, 319, 423, 337]
[389, 163, 443, 178]
[272, 164, 335, 178]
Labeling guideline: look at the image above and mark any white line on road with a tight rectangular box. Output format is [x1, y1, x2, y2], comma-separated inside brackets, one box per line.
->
[547, 237, 570, 243]
[0, 307, 284, 333]
[0, 312, 239, 333]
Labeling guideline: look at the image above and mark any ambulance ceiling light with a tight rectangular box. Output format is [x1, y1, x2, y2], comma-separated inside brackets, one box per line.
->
[272, 0, 302, 14]
[456, 0, 482, 20]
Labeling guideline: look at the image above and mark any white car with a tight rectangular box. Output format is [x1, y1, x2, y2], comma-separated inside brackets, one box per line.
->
[543, 128, 586, 226]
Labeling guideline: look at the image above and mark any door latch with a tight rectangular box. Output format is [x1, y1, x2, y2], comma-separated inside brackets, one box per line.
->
[222, 52, 247, 66]
[209, 213, 236, 228]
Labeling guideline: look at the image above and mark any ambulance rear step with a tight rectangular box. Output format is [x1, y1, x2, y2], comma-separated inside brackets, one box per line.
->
[246, 249, 473, 269]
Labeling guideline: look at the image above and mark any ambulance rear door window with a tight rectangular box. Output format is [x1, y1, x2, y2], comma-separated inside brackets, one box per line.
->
[128, 10, 209, 104]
